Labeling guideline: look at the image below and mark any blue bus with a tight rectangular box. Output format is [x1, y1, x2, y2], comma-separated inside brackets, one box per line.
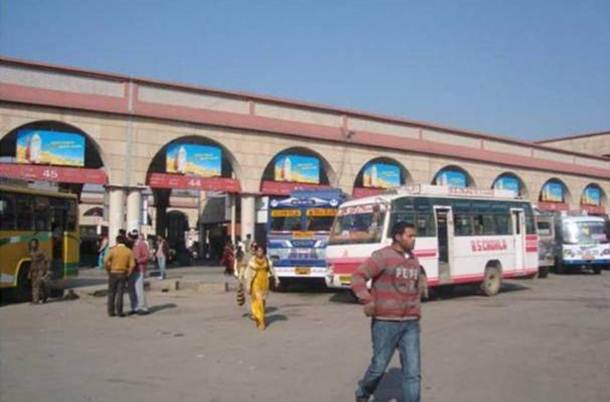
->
[267, 188, 347, 288]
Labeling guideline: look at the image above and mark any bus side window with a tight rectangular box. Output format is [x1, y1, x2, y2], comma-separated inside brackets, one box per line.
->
[473, 215, 484, 235]
[67, 200, 78, 231]
[34, 196, 50, 231]
[525, 210, 536, 234]
[0, 192, 16, 230]
[454, 213, 472, 236]
[15, 194, 33, 230]
[495, 214, 511, 235]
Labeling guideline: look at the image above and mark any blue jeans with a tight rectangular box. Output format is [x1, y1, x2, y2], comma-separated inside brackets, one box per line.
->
[157, 256, 166, 279]
[356, 319, 421, 402]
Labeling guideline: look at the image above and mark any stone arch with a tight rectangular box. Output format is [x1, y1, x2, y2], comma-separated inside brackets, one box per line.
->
[145, 135, 241, 247]
[0, 120, 106, 168]
[432, 165, 476, 188]
[259, 146, 337, 195]
[491, 172, 529, 198]
[352, 156, 411, 197]
[0, 120, 108, 184]
[146, 134, 242, 185]
[581, 182, 607, 213]
[539, 177, 572, 205]
[84, 207, 104, 217]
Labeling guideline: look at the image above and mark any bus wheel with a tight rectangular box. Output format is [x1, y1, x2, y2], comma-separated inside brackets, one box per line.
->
[273, 278, 288, 292]
[538, 266, 549, 279]
[480, 266, 502, 297]
[16, 263, 32, 302]
[593, 266, 602, 275]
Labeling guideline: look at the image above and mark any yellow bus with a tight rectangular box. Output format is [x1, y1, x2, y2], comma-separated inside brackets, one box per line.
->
[0, 185, 80, 301]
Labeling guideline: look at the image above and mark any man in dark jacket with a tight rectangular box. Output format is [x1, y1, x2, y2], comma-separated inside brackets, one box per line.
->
[351, 221, 424, 402]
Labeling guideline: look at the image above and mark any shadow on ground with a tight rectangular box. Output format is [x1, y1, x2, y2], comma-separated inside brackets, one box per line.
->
[148, 303, 177, 314]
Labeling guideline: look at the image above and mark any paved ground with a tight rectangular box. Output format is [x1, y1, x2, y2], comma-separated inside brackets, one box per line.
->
[1, 267, 610, 402]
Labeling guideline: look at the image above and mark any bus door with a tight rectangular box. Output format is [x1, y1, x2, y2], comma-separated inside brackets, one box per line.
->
[434, 206, 453, 283]
[50, 198, 68, 278]
[511, 208, 526, 270]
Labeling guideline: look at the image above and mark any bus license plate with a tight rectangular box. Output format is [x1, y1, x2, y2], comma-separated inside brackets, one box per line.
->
[295, 267, 311, 275]
[339, 275, 352, 284]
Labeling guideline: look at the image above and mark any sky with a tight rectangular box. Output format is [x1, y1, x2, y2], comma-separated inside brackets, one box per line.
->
[1, 0, 609, 142]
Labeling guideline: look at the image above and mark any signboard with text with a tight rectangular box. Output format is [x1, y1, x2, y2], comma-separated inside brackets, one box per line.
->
[274, 154, 320, 184]
[166, 143, 222, 177]
[362, 163, 401, 189]
[16, 129, 85, 167]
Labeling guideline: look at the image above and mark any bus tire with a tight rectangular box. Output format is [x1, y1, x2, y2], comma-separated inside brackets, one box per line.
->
[273, 278, 288, 292]
[480, 266, 502, 297]
[16, 262, 32, 302]
[538, 266, 549, 279]
[593, 266, 602, 275]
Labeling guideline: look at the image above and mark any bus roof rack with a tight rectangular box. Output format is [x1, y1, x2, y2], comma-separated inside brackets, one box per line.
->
[384, 184, 519, 199]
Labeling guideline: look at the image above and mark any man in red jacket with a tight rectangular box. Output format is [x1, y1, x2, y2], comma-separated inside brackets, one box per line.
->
[351, 221, 423, 402]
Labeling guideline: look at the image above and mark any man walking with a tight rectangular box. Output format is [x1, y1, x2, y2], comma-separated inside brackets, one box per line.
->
[28, 238, 49, 304]
[351, 221, 424, 402]
[105, 235, 135, 317]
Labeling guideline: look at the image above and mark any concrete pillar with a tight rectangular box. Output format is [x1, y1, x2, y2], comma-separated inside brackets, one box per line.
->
[107, 187, 125, 246]
[126, 188, 142, 232]
[230, 194, 236, 244]
[240, 194, 256, 242]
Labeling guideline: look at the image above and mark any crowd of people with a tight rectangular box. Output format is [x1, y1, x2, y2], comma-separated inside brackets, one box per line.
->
[101, 230, 169, 317]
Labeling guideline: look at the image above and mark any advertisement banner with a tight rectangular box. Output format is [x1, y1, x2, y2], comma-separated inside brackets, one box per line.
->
[166, 143, 222, 177]
[435, 169, 467, 188]
[16, 129, 85, 167]
[362, 163, 401, 188]
[582, 185, 601, 206]
[493, 175, 521, 194]
[274, 154, 320, 184]
[541, 181, 564, 203]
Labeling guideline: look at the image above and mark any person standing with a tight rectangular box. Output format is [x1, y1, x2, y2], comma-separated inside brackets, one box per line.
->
[351, 221, 424, 402]
[28, 238, 49, 304]
[221, 241, 235, 275]
[242, 245, 279, 330]
[155, 235, 169, 280]
[97, 235, 109, 271]
[129, 232, 150, 315]
[104, 235, 135, 317]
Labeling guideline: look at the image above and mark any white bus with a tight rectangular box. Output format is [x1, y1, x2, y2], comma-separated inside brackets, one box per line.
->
[553, 214, 609, 275]
[325, 185, 538, 296]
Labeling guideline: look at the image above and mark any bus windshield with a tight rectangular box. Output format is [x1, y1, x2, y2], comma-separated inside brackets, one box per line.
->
[270, 209, 302, 232]
[305, 208, 336, 231]
[328, 204, 385, 245]
[562, 221, 608, 245]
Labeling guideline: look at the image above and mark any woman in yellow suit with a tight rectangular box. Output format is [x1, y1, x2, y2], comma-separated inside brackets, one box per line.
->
[242, 245, 279, 330]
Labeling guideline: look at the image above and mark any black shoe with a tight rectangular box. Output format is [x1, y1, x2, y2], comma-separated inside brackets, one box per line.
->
[127, 310, 137, 316]
[108, 313, 116, 317]
[137, 310, 150, 315]
[118, 313, 126, 317]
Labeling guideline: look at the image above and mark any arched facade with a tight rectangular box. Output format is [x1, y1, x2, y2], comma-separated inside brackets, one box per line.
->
[1, 57, 609, 252]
